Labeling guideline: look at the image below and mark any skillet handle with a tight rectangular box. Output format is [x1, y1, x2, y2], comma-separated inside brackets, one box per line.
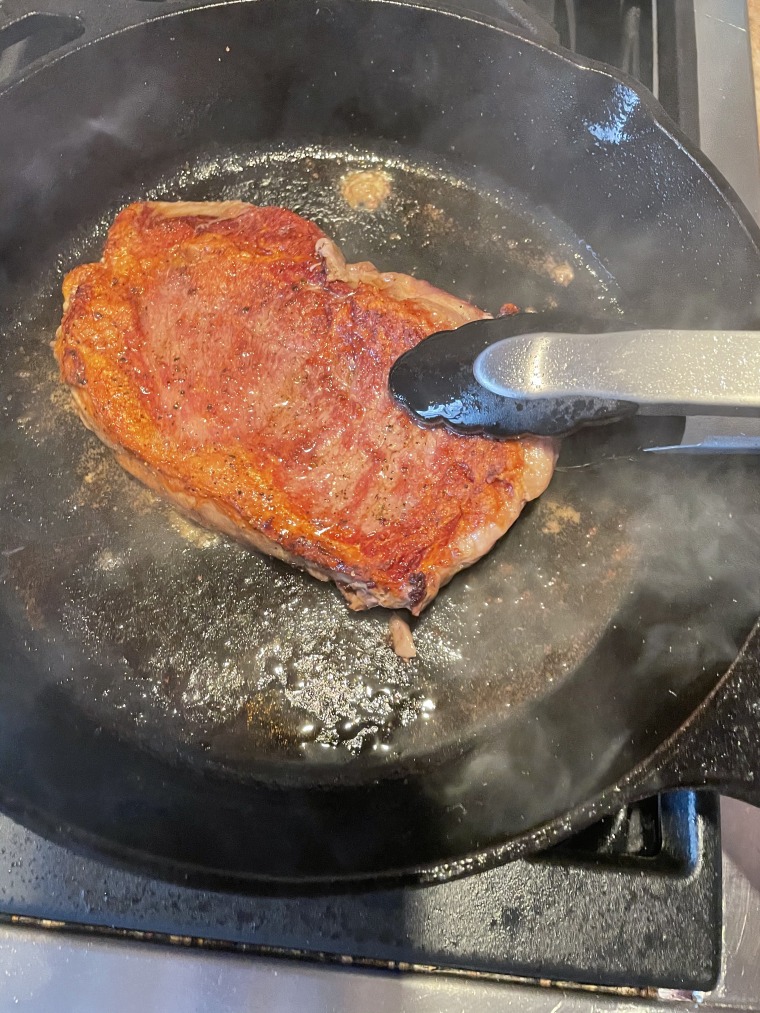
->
[0, 6, 85, 88]
[0, 0, 125, 91]
[0, 0, 215, 90]
[632, 625, 760, 807]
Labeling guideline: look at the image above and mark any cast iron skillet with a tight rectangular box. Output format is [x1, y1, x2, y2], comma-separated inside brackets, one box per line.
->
[2, 0, 760, 890]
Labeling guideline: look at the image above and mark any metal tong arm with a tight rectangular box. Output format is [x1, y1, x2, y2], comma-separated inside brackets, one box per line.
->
[474, 329, 760, 415]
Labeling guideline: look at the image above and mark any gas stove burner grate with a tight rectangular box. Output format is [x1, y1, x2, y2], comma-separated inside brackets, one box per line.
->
[0, 791, 721, 990]
[517, 0, 698, 139]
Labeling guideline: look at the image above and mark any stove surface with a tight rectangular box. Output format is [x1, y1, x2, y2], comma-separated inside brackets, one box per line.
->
[0, 791, 723, 991]
[0, 798, 759, 1013]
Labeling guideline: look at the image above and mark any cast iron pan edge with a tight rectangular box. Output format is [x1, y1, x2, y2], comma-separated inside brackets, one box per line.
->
[425, 631, 760, 885]
[1, 638, 757, 894]
[3, 0, 759, 266]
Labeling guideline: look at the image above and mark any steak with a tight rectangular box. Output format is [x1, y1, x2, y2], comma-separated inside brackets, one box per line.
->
[55, 202, 556, 613]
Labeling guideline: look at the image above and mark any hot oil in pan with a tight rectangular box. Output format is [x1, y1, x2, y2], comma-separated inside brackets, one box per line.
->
[149, 144, 622, 314]
[0, 144, 634, 773]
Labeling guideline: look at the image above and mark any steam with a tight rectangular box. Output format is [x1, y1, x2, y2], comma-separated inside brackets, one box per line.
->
[424, 455, 760, 847]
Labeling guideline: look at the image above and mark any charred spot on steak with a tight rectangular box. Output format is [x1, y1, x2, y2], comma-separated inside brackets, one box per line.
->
[61, 347, 87, 387]
[407, 572, 427, 609]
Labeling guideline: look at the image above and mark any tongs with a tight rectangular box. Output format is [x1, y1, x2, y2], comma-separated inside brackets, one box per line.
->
[388, 313, 760, 453]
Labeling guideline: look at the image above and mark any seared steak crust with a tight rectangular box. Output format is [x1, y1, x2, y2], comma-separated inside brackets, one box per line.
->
[55, 202, 556, 613]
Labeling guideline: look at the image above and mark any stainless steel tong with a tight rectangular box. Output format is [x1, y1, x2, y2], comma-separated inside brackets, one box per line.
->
[474, 329, 760, 417]
[388, 318, 760, 452]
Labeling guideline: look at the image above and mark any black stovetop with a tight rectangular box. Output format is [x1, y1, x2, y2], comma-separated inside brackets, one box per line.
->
[0, 790, 721, 990]
[0, 0, 722, 993]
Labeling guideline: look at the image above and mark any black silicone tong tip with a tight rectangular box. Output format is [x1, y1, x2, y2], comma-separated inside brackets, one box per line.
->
[388, 313, 638, 440]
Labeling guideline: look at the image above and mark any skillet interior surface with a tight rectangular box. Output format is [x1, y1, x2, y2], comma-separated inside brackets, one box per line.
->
[1, 0, 760, 885]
